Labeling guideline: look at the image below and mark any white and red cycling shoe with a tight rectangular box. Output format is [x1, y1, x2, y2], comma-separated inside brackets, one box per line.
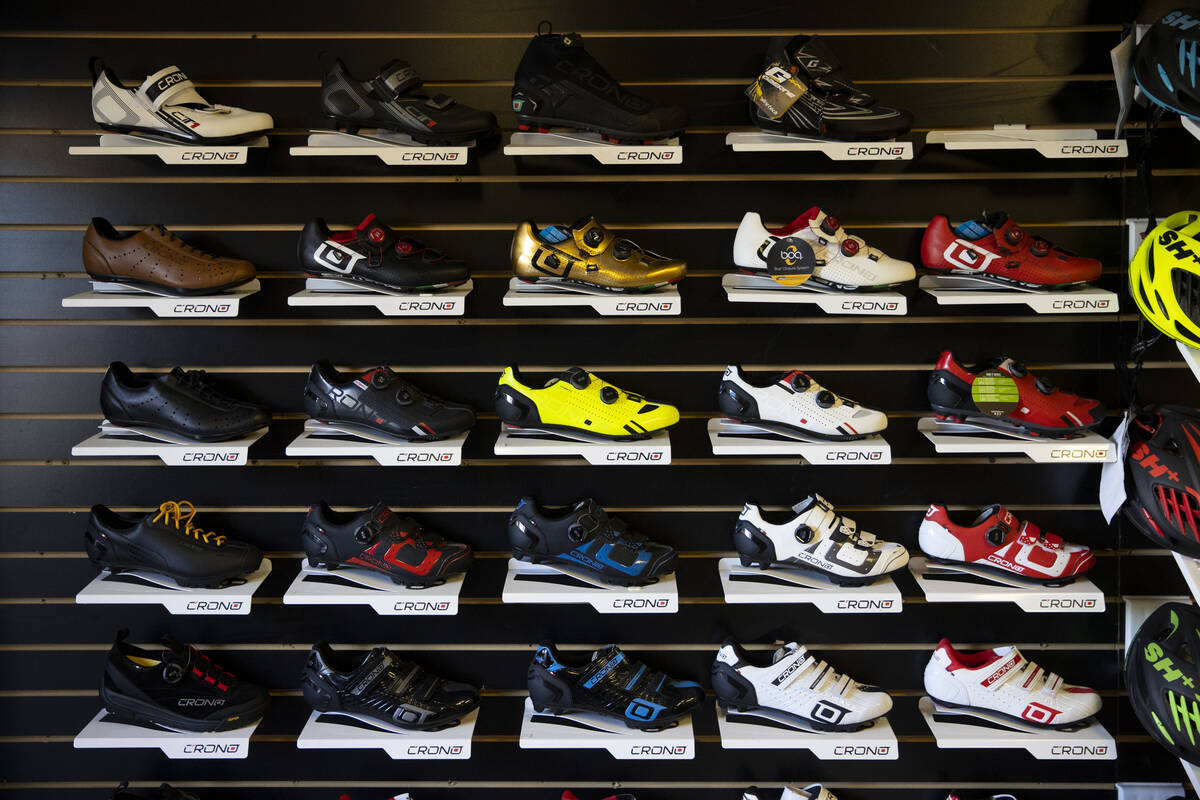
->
[924, 639, 1101, 729]
[919, 504, 1095, 585]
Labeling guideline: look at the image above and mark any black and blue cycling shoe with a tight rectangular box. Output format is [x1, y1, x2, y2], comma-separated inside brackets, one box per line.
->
[508, 497, 677, 587]
[528, 643, 703, 730]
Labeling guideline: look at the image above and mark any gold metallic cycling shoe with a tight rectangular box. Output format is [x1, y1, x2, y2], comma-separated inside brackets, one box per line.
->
[494, 366, 680, 441]
[510, 216, 687, 292]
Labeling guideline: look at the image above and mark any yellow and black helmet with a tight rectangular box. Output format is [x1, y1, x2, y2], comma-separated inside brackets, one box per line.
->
[1130, 211, 1200, 348]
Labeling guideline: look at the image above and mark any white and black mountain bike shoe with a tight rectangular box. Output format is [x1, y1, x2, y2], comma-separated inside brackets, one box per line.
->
[734, 494, 909, 585]
[713, 640, 892, 731]
[733, 207, 915, 290]
[744, 787, 838, 800]
[717, 364, 887, 441]
[89, 58, 273, 144]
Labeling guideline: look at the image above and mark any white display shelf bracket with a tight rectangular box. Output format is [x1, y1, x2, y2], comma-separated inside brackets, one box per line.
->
[502, 558, 678, 614]
[289, 130, 474, 165]
[716, 706, 898, 759]
[721, 274, 907, 315]
[504, 131, 682, 165]
[502, 278, 681, 316]
[725, 131, 912, 160]
[518, 697, 694, 759]
[287, 278, 472, 317]
[62, 279, 260, 318]
[918, 417, 1115, 463]
[285, 420, 466, 466]
[708, 418, 890, 465]
[918, 275, 1117, 314]
[71, 421, 266, 466]
[494, 425, 671, 466]
[925, 125, 1126, 158]
[282, 564, 464, 616]
[717, 558, 901, 613]
[69, 134, 268, 165]
[908, 557, 1105, 613]
[74, 710, 259, 759]
[919, 696, 1116, 760]
[75, 560, 271, 615]
[296, 708, 476, 759]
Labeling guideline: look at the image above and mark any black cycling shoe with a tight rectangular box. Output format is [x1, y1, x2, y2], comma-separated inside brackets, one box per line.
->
[100, 630, 269, 733]
[528, 643, 703, 730]
[320, 58, 496, 144]
[303, 361, 476, 442]
[298, 213, 471, 293]
[749, 35, 913, 142]
[100, 362, 269, 443]
[111, 783, 201, 800]
[86, 500, 262, 589]
[301, 643, 480, 731]
[302, 501, 472, 587]
[511, 22, 687, 142]
[509, 498, 676, 586]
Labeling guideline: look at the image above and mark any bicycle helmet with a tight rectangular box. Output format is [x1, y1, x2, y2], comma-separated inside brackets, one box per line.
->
[1125, 601, 1200, 765]
[1129, 211, 1200, 348]
[1134, 8, 1200, 121]
[1123, 404, 1200, 558]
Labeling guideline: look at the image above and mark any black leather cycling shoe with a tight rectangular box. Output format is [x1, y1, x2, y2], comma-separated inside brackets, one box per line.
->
[100, 362, 269, 442]
[320, 58, 496, 144]
[528, 643, 703, 730]
[302, 361, 475, 442]
[298, 213, 471, 293]
[86, 501, 262, 588]
[301, 643, 480, 731]
[100, 630, 269, 733]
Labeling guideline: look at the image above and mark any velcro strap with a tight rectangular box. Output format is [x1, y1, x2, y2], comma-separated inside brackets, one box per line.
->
[139, 66, 197, 110]
[373, 60, 422, 99]
[424, 93, 455, 111]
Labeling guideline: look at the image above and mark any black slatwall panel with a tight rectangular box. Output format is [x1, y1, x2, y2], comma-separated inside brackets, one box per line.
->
[1, 1, 1197, 798]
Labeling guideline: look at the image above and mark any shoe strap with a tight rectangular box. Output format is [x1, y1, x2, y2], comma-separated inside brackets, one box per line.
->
[979, 649, 1027, 692]
[372, 60, 423, 100]
[138, 66, 206, 111]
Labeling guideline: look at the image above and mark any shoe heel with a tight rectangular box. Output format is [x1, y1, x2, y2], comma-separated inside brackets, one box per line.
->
[300, 674, 336, 713]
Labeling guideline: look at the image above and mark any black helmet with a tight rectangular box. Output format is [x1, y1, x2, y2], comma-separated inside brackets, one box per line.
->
[1122, 404, 1200, 558]
[1125, 601, 1200, 765]
[1133, 8, 1200, 121]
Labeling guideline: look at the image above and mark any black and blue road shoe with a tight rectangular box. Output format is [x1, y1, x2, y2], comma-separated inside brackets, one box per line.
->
[507, 497, 677, 586]
[528, 643, 704, 730]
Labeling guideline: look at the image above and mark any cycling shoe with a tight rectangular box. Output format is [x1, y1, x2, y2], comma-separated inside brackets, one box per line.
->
[320, 58, 496, 144]
[495, 365, 679, 440]
[512, 216, 686, 292]
[89, 59, 272, 144]
[718, 364, 887, 440]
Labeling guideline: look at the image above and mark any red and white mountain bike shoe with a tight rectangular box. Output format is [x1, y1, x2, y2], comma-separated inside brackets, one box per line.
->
[921, 212, 1101, 288]
[924, 639, 1101, 729]
[919, 504, 1095, 585]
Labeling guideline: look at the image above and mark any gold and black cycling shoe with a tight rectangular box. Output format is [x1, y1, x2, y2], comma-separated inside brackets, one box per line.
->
[510, 216, 686, 293]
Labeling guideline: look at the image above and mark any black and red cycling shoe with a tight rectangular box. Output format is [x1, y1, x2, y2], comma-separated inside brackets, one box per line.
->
[928, 351, 1105, 439]
[302, 501, 472, 587]
[921, 212, 1102, 289]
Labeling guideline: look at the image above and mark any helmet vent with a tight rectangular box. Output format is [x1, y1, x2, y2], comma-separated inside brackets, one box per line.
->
[1172, 268, 1200, 327]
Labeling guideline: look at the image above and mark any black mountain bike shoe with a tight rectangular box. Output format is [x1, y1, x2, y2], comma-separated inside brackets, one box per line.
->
[528, 643, 704, 730]
[100, 362, 270, 443]
[100, 630, 269, 733]
[508, 497, 677, 586]
[302, 501, 472, 587]
[298, 213, 471, 293]
[302, 360, 476, 442]
[302, 643, 480, 731]
[320, 58, 497, 144]
[511, 22, 687, 142]
[749, 35, 913, 142]
[86, 500, 263, 589]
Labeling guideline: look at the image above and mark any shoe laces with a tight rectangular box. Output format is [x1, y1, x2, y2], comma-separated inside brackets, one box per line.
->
[153, 500, 227, 546]
[183, 642, 235, 690]
[154, 225, 207, 258]
[173, 368, 234, 406]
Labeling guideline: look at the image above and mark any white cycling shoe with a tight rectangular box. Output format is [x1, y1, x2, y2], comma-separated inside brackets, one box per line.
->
[713, 640, 892, 731]
[733, 207, 915, 289]
[734, 494, 909, 585]
[924, 639, 1101, 729]
[90, 59, 273, 144]
[717, 364, 887, 440]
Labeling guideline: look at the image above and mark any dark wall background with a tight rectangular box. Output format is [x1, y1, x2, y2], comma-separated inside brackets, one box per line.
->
[1, 1, 1198, 798]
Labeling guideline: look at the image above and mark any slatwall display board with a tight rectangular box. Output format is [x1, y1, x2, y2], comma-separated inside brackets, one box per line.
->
[2, 0, 1199, 798]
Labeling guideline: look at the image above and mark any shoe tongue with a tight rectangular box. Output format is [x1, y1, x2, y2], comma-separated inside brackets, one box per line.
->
[536, 224, 572, 244]
[589, 644, 623, 667]
[355, 213, 397, 247]
[975, 503, 1004, 525]
[158, 635, 191, 665]
[772, 642, 802, 664]
[556, 366, 591, 389]
[983, 210, 1011, 229]
[791, 35, 841, 76]
[366, 501, 393, 528]
[791, 494, 818, 515]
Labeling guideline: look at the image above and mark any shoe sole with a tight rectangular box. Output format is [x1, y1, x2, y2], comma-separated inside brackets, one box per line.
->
[922, 266, 1095, 291]
[531, 701, 689, 731]
[306, 559, 467, 588]
[718, 700, 884, 732]
[736, 556, 894, 587]
[924, 556, 1087, 587]
[303, 270, 470, 294]
[102, 417, 267, 443]
[928, 695, 1094, 731]
[97, 122, 270, 146]
[515, 114, 683, 143]
[726, 413, 881, 442]
[85, 272, 255, 297]
[930, 408, 1098, 440]
[324, 114, 495, 146]
[307, 416, 471, 443]
[513, 551, 671, 587]
[100, 684, 266, 733]
[90, 560, 256, 589]
[515, 275, 681, 294]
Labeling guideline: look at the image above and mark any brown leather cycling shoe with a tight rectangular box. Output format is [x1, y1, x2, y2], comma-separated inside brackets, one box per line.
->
[82, 218, 256, 295]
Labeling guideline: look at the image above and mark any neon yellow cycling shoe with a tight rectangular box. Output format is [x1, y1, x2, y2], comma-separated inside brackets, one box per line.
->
[510, 216, 686, 292]
[494, 366, 680, 440]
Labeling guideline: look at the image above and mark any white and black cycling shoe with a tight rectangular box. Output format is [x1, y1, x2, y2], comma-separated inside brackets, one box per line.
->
[713, 640, 893, 732]
[717, 364, 887, 441]
[734, 494, 909, 586]
[89, 58, 273, 144]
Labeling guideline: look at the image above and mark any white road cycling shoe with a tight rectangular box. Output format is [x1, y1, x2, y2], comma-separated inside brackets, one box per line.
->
[717, 364, 887, 440]
[89, 59, 274, 144]
[734, 494, 909, 585]
[924, 639, 1101, 729]
[733, 207, 915, 289]
[713, 640, 892, 731]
